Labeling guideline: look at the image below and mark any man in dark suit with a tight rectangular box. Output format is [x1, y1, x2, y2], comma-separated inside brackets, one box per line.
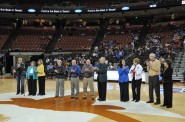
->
[95, 57, 108, 101]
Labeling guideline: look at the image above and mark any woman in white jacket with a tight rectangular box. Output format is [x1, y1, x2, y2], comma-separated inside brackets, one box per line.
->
[129, 58, 143, 102]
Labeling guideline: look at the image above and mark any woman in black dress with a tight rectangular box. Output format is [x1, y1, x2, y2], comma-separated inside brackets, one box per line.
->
[161, 59, 173, 108]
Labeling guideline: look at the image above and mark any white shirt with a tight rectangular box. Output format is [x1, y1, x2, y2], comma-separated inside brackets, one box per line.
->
[30, 68, 33, 74]
[129, 64, 143, 80]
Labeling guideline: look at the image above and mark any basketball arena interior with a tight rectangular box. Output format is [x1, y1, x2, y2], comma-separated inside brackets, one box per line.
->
[0, 0, 185, 122]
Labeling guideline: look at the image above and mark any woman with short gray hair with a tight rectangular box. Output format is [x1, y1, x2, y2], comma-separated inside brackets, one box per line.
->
[26, 61, 38, 96]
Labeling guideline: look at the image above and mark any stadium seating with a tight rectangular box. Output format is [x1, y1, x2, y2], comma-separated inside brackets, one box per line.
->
[12, 28, 54, 52]
[54, 28, 97, 51]
[0, 28, 12, 50]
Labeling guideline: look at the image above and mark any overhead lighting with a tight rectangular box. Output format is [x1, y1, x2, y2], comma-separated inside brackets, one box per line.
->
[75, 9, 82, 13]
[28, 9, 36, 13]
[182, 0, 185, 4]
[121, 7, 129, 11]
[149, 4, 157, 8]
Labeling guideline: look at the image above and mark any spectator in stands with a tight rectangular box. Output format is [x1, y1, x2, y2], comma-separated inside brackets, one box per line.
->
[0, 62, 3, 75]
[46, 63, 54, 78]
[116, 52, 120, 59]
[81, 59, 95, 100]
[118, 59, 129, 102]
[159, 58, 165, 73]
[146, 53, 161, 105]
[26, 61, 37, 96]
[108, 62, 114, 70]
[95, 57, 108, 101]
[130, 58, 143, 102]
[45, 57, 50, 65]
[94, 61, 99, 67]
[13, 57, 26, 95]
[161, 59, 173, 108]
[35, 59, 46, 96]
[68, 60, 81, 99]
[54, 60, 66, 98]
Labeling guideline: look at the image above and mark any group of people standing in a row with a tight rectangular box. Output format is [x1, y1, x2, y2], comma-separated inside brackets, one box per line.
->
[14, 52, 173, 108]
[117, 53, 173, 108]
[13, 58, 45, 96]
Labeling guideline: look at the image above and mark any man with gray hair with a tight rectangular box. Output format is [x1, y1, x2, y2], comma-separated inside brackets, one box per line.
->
[146, 53, 161, 105]
[54, 60, 66, 98]
[68, 60, 81, 99]
[95, 57, 108, 101]
[81, 59, 95, 100]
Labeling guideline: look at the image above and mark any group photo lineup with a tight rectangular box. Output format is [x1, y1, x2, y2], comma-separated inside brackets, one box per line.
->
[0, 0, 185, 122]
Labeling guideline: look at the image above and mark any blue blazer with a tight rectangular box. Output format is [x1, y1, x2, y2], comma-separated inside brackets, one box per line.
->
[118, 66, 129, 83]
[26, 66, 38, 80]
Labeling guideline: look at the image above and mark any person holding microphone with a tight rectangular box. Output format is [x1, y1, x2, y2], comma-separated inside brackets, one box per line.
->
[13, 57, 26, 95]
[118, 59, 130, 102]
[54, 60, 66, 98]
[129, 58, 143, 102]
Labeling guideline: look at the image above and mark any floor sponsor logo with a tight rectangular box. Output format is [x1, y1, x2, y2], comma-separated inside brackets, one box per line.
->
[160, 87, 185, 94]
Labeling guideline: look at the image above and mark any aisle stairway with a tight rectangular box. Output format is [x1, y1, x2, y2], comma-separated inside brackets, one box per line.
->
[172, 45, 185, 81]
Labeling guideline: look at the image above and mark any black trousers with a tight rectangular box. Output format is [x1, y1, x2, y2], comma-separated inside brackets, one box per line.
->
[0, 68, 3, 75]
[132, 78, 142, 101]
[163, 83, 173, 107]
[38, 76, 45, 95]
[28, 76, 37, 95]
[119, 82, 129, 101]
[98, 81, 107, 100]
[149, 75, 160, 102]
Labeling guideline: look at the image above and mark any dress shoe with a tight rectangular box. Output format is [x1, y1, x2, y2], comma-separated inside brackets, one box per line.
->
[146, 100, 154, 103]
[132, 99, 136, 101]
[41, 93, 45, 96]
[70, 96, 74, 99]
[154, 101, 161, 105]
[135, 100, 139, 102]
[99, 99, 105, 101]
[55, 96, 59, 98]
[166, 106, 172, 108]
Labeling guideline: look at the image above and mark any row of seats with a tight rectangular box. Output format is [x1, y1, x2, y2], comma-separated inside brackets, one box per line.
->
[0, 29, 12, 50]
[12, 28, 54, 52]
[55, 36, 94, 51]
[102, 27, 141, 46]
